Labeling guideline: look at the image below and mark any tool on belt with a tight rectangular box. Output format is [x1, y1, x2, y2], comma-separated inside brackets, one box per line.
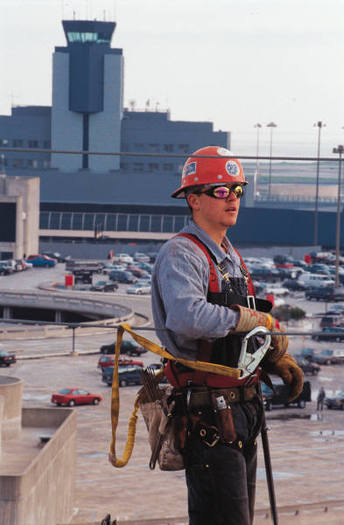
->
[108, 322, 271, 468]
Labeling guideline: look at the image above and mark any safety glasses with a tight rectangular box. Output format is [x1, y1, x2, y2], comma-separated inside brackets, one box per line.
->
[196, 184, 245, 199]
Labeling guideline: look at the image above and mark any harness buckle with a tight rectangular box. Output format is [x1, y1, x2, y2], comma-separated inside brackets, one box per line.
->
[247, 295, 256, 310]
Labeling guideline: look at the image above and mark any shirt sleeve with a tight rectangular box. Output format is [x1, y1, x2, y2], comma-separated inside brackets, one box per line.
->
[153, 238, 239, 340]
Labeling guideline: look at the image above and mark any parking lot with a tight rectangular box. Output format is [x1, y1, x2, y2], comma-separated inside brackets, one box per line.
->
[1, 264, 344, 523]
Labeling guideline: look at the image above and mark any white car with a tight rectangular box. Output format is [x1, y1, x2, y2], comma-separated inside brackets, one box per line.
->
[112, 253, 134, 264]
[134, 252, 150, 263]
[126, 282, 151, 295]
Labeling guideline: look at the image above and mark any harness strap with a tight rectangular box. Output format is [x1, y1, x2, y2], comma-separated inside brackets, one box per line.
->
[177, 233, 220, 293]
[174, 233, 255, 386]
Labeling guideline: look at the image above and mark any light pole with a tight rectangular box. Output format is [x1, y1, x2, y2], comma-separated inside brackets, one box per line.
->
[333, 145, 344, 288]
[254, 123, 262, 176]
[267, 122, 277, 199]
[313, 121, 326, 246]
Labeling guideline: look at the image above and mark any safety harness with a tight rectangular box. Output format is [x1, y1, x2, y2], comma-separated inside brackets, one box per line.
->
[108, 235, 271, 468]
[164, 233, 263, 388]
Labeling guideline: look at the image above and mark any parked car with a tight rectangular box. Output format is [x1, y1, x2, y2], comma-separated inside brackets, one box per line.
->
[0, 261, 14, 275]
[0, 349, 16, 367]
[325, 390, 344, 410]
[295, 358, 320, 376]
[249, 267, 280, 282]
[125, 266, 150, 279]
[42, 252, 71, 263]
[133, 252, 150, 263]
[313, 349, 344, 365]
[262, 380, 311, 410]
[100, 339, 147, 356]
[15, 259, 32, 271]
[305, 286, 344, 302]
[97, 354, 144, 370]
[109, 270, 137, 284]
[282, 279, 306, 291]
[90, 280, 119, 292]
[102, 365, 143, 387]
[25, 254, 57, 268]
[294, 348, 315, 361]
[112, 253, 134, 264]
[134, 261, 153, 273]
[51, 388, 102, 406]
[312, 326, 344, 341]
[297, 273, 335, 289]
[126, 282, 151, 295]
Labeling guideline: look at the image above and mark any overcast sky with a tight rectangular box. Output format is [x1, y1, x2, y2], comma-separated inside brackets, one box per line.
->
[0, 0, 344, 157]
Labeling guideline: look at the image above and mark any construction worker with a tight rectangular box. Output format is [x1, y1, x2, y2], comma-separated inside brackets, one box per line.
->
[151, 146, 303, 525]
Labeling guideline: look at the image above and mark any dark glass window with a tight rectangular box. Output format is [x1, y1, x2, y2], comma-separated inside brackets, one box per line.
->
[50, 213, 61, 229]
[12, 139, 23, 147]
[162, 216, 173, 232]
[164, 144, 174, 152]
[40, 212, 49, 229]
[117, 214, 129, 231]
[139, 215, 150, 231]
[28, 140, 39, 148]
[128, 215, 138, 230]
[151, 215, 163, 232]
[84, 214, 95, 230]
[61, 213, 72, 230]
[72, 214, 83, 230]
[174, 216, 188, 231]
[106, 215, 117, 231]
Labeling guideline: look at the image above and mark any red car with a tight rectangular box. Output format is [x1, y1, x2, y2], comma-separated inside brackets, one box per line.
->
[51, 388, 102, 407]
[97, 355, 144, 370]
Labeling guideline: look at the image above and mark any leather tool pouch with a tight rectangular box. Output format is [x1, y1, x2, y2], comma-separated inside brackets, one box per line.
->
[139, 386, 185, 471]
[210, 392, 237, 444]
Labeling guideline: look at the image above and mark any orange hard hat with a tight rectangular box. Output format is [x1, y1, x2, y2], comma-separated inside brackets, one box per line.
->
[172, 146, 247, 198]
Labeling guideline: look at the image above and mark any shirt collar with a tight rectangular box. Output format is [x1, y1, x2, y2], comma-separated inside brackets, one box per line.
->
[182, 219, 239, 266]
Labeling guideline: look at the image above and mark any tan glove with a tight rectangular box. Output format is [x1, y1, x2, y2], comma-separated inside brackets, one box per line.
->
[231, 305, 288, 362]
[265, 353, 304, 402]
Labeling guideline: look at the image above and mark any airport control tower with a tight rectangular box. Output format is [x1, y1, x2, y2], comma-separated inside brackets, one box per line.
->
[51, 20, 123, 172]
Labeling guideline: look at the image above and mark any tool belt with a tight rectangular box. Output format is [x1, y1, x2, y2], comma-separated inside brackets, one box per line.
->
[187, 384, 258, 411]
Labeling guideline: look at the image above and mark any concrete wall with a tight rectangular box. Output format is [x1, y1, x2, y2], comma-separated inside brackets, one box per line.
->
[0, 376, 23, 441]
[51, 52, 83, 171]
[0, 406, 77, 525]
[89, 53, 123, 171]
[0, 175, 39, 258]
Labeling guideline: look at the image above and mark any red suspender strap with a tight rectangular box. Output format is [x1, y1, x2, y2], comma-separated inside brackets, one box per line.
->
[233, 247, 255, 296]
[176, 233, 220, 293]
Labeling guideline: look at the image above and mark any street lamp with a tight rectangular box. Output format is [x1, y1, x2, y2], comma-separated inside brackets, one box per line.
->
[313, 121, 326, 246]
[333, 145, 344, 288]
[267, 122, 277, 199]
[254, 123, 262, 176]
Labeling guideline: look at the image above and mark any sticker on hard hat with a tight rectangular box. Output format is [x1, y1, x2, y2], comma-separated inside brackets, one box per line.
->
[184, 162, 197, 177]
[217, 147, 232, 156]
[225, 161, 240, 176]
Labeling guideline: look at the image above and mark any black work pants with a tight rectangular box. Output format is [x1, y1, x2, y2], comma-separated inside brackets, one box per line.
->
[185, 398, 262, 525]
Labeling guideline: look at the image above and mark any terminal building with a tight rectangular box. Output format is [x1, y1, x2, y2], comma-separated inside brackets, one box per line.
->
[0, 18, 342, 252]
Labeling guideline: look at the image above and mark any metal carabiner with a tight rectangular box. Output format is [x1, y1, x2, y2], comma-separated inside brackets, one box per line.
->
[237, 326, 272, 379]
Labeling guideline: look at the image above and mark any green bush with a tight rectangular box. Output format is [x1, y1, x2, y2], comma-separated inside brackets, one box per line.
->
[272, 304, 306, 322]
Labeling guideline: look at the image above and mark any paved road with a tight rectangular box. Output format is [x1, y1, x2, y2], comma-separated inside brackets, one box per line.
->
[1, 268, 344, 524]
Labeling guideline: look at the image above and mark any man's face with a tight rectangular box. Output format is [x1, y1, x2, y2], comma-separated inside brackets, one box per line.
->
[188, 185, 241, 231]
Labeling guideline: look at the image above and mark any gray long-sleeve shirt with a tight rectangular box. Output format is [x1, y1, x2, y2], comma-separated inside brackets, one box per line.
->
[151, 220, 241, 360]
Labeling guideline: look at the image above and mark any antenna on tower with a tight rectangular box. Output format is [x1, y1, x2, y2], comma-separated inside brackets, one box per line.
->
[103, 10, 106, 20]
[129, 100, 136, 111]
[73, 10, 76, 20]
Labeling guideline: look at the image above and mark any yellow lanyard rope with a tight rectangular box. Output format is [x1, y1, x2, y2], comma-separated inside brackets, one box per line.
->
[109, 323, 241, 468]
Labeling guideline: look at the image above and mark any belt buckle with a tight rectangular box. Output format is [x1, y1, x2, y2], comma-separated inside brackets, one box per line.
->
[247, 295, 256, 310]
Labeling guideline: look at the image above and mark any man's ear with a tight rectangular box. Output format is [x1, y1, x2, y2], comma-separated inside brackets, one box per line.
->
[187, 193, 201, 212]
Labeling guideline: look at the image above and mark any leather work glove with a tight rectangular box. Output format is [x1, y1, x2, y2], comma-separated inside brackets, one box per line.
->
[263, 353, 304, 402]
[231, 305, 288, 363]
